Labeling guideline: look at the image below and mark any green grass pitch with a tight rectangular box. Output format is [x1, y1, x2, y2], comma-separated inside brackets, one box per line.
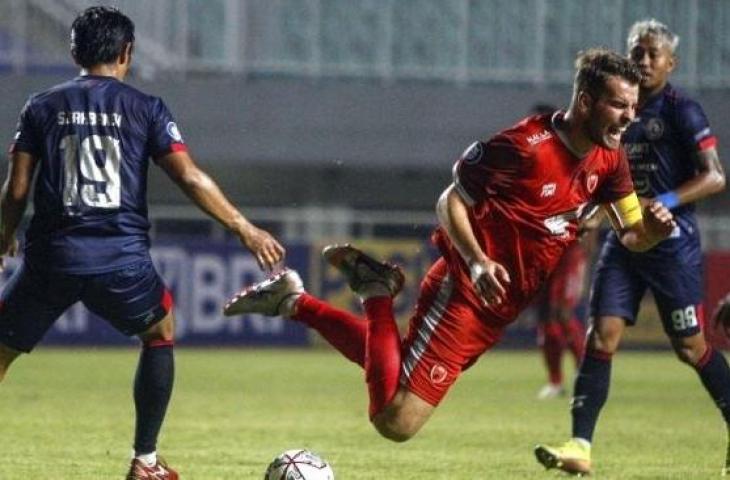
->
[0, 348, 724, 479]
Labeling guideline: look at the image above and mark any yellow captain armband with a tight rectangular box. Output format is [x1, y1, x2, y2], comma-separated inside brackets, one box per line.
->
[605, 192, 642, 231]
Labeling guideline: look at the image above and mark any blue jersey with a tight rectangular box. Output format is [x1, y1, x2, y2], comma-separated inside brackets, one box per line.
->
[8, 75, 187, 273]
[606, 83, 716, 261]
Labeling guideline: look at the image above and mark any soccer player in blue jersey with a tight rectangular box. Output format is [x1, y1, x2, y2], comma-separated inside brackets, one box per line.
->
[0, 6, 284, 479]
[535, 19, 727, 476]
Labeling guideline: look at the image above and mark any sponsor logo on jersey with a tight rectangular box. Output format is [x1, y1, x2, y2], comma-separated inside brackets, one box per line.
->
[586, 173, 598, 193]
[644, 117, 664, 140]
[540, 182, 556, 198]
[166, 122, 183, 142]
[462, 141, 482, 164]
[429, 364, 448, 385]
[527, 129, 553, 146]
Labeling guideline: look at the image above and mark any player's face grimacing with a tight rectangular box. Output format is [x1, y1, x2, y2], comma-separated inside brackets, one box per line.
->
[584, 76, 638, 150]
[629, 34, 675, 96]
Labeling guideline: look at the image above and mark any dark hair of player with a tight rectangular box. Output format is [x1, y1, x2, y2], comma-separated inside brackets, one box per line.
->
[573, 48, 641, 100]
[70, 6, 135, 68]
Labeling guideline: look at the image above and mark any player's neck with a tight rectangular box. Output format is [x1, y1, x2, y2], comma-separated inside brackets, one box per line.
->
[80, 64, 126, 82]
[553, 111, 594, 158]
[638, 82, 667, 107]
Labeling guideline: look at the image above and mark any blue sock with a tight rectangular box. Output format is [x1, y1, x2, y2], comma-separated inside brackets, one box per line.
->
[696, 348, 730, 424]
[133, 343, 174, 454]
[571, 350, 612, 442]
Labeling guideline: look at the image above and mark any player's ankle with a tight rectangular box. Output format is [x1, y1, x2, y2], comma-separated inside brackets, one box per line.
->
[280, 292, 303, 317]
[357, 283, 391, 300]
[133, 450, 157, 467]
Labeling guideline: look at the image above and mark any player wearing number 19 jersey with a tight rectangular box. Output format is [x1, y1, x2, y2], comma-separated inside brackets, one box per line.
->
[0, 6, 284, 479]
[13, 75, 185, 273]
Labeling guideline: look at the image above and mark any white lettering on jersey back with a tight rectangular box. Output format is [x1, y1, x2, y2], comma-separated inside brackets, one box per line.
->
[57, 111, 122, 127]
[527, 129, 553, 146]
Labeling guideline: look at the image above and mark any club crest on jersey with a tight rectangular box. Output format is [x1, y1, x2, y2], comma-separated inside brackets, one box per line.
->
[462, 141, 483, 165]
[166, 122, 183, 142]
[430, 364, 448, 385]
[586, 173, 598, 193]
[644, 118, 664, 140]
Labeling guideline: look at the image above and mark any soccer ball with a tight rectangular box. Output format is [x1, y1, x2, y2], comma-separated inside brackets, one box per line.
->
[264, 449, 334, 480]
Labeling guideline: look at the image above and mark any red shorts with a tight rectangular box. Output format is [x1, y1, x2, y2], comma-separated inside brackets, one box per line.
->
[400, 258, 505, 406]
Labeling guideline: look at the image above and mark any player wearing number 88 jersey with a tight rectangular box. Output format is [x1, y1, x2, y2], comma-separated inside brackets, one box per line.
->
[1, 6, 284, 479]
[536, 19, 728, 477]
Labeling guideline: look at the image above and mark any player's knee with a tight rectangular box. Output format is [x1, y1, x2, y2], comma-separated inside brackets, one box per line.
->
[588, 318, 623, 353]
[139, 311, 175, 343]
[673, 344, 705, 366]
[371, 409, 421, 443]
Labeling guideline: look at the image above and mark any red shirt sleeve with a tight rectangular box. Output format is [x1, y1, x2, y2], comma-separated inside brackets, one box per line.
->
[593, 148, 635, 204]
[453, 134, 523, 205]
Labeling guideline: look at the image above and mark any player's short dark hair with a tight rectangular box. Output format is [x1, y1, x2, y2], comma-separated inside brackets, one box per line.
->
[70, 6, 135, 68]
[574, 48, 641, 99]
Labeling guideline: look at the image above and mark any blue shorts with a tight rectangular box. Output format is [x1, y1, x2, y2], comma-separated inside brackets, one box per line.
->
[0, 260, 172, 352]
[589, 243, 703, 338]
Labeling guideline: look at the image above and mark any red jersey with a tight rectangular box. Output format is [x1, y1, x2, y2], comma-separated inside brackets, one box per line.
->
[434, 112, 634, 324]
[546, 241, 587, 308]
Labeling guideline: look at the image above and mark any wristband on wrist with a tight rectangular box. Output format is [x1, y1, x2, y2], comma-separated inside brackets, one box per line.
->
[655, 191, 680, 210]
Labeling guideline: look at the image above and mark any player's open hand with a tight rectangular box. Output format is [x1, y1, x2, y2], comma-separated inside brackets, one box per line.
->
[469, 257, 511, 306]
[238, 226, 285, 272]
[0, 233, 18, 272]
[714, 293, 730, 337]
[643, 201, 676, 241]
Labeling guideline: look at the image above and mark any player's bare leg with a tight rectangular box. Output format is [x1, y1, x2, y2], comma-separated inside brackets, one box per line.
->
[0, 343, 21, 382]
[372, 386, 435, 442]
[127, 311, 178, 480]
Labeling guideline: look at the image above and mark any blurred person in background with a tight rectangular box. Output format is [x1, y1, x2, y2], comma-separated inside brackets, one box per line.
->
[536, 19, 727, 476]
[0, 6, 284, 480]
[225, 49, 675, 444]
[527, 103, 591, 401]
[534, 230, 588, 400]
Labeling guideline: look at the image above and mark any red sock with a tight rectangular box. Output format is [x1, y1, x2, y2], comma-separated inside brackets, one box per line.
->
[362, 296, 402, 418]
[564, 317, 586, 365]
[542, 322, 565, 385]
[293, 294, 366, 367]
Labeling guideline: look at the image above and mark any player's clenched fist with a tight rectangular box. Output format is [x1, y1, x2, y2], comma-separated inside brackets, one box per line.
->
[643, 200, 676, 240]
[469, 257, 511, 306]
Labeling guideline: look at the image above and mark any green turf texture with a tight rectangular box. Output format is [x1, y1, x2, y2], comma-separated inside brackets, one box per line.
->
[0, 348, 724, 479]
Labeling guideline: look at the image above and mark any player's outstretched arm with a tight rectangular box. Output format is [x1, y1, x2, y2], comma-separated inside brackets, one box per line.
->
[157, 151, 285, 271]
[436, 184, 510, 305]
[605, 193, 676, 252]
[0, 151, 37, 271]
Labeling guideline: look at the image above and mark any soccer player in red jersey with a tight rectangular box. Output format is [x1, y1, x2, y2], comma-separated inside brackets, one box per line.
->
[224, 48, 675, 442]
[536, 20, 728, 476]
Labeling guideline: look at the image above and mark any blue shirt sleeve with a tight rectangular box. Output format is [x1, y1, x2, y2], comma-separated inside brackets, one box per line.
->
[8, 97, 41, 157]
[675, 97, 715, 152]
[147, 96, 188, 160]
